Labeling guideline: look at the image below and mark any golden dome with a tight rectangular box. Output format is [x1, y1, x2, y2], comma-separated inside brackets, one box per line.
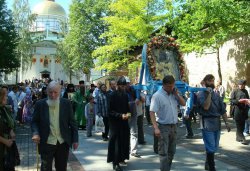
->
[32, 0, 66, 17]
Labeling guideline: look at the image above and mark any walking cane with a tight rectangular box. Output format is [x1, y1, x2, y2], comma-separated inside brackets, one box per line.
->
[36, 144, 40, 171]
[224, 120, 231, 132]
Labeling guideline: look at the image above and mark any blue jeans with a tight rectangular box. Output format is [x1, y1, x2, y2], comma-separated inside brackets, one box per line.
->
[202, 130, 220, 153]
[244, 120, 250, 134]
[87, 118, 94, 136]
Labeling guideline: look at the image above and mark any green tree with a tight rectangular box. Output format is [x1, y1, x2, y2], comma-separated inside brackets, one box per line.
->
[167, 0, 250, 82]
[12, 0, 35, 78]
[0, 0, 19, 73]
[60, 0, 111, 79]
[93, 0, 167, 73]
[57, 40, 74, 83]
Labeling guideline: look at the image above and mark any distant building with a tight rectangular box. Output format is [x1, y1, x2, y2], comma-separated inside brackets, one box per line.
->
[4, 0, 86, 84]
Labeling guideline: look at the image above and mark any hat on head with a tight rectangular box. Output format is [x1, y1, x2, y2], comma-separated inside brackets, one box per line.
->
[79, 80, 85, 85]
[117, 76, 127, 85]
[238, 79, 246, 85]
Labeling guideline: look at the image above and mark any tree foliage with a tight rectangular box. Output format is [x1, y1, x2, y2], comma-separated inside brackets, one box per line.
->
[12, 0, 35, 72]
[168, 0, 250, 53]
[60, 0, 111, 76]
[165, 0, 250, 82]
[0, 0, 19, 73]
[93, 0, 167, 72]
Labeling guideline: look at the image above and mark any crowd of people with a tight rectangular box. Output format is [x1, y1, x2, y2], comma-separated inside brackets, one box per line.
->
[0, 74, 249, 171]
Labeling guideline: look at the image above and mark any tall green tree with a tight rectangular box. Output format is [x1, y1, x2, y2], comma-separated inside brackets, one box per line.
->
[0, 0, 19, 73]
[167, 0, 250, 82]
[60, 0, 111, 78]
[57, 40, 75, 83]
[12, 0, 35, 76]
[93, 0, 167, 72]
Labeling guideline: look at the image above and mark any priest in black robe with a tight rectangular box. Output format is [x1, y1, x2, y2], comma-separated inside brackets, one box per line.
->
[107, 76, 130, 171]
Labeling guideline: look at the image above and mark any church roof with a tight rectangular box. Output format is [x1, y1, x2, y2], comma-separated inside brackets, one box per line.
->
[32, 0, 66, 17]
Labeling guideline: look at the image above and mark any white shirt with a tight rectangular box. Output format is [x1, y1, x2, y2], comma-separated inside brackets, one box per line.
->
[136, 92, 145, 116]
[150, 88, 179, 124]
[8, 91, 18, 113]
[17, 91, 26, 105]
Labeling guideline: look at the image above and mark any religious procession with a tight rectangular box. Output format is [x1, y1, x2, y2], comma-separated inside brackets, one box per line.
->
[1, 0, 250, 171]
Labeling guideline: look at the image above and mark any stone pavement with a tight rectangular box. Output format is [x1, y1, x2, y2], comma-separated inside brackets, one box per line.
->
[15, 117, 250, 171]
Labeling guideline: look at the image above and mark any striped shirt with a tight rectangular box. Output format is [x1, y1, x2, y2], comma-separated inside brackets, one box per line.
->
[97, 92, 108, 117]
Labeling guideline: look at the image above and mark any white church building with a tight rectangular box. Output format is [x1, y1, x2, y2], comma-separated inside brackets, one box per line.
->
[4, 0, 88, 85]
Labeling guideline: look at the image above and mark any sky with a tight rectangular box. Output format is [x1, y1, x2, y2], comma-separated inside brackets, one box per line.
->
[7, 0, 72, 15]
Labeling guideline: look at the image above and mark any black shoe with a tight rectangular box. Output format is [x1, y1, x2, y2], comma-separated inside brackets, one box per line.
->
[241, 140, 248, 145]
[131, 153, 141, 158]
[103, 137, 108, 141]
[185, 135, 194, 139]
[113, 164, 123, 171]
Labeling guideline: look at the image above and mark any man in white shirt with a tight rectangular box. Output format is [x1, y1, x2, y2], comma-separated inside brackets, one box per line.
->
[150, 75, 185, 171]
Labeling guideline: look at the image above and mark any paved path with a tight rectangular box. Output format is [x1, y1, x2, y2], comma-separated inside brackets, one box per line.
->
[15, 117, 250, 171]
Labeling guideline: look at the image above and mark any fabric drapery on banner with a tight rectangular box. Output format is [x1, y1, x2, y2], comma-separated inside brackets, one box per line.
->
[4, 141, 20, 170]
[95, 115, 104, 133]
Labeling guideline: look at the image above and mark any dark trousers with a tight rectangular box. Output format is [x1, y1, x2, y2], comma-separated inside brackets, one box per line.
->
[102, 116, 109, 138]
[154, 133, 158, 154]
[137, 114, 145, 143]
[184, 117, 193, 136]
[41, 142, 69, 171]
[145, 105, 151, 124]
[17, 107, 23, 123]
[235, 119, 246, 141]
[158, 124, 177, 171]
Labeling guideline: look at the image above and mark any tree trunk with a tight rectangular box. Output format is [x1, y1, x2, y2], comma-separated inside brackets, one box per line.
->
[69, 70, 72, 83]
[216, 48, 222, 83]
[16, 69, 18, 84]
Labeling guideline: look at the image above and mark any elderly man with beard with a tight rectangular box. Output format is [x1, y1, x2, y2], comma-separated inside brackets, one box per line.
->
[197, 74, 229, 171]
[31, 81, 78, 171]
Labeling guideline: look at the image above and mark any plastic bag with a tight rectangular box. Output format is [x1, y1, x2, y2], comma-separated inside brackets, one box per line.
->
[95, 115, 104, 132]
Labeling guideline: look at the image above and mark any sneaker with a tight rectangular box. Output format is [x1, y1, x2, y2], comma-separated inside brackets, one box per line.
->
[131, 153, 141, 158]
[243, 132, 249, 137]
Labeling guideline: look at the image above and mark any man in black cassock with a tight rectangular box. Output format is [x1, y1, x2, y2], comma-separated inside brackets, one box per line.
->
[107, 76, 130, 171]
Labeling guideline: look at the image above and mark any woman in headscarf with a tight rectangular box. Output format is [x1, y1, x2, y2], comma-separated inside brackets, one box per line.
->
[0, 88, 16, 171]
[22, 88, 33, 124]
